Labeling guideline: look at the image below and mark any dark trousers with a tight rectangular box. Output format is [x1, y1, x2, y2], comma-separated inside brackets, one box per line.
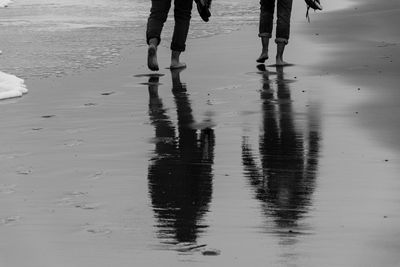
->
[259, 0, 293, 43]
[146, 0, 193, 52]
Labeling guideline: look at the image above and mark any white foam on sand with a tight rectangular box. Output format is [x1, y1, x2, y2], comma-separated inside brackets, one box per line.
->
[0, 0, 12, 7]
[0, 71, 28, 100]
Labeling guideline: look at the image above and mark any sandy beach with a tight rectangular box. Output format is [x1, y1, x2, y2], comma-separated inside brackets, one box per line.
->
[1, 0, 400, 266]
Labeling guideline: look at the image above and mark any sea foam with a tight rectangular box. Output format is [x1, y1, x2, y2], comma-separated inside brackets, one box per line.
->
[0, 71, 28, 100]
[0, 0, 12, 8]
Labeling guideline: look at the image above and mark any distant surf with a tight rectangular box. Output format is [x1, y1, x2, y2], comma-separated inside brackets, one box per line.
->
[0, 71, 28, 100]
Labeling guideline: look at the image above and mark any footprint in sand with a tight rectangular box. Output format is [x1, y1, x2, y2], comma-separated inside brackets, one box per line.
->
[0, 184, 16, 194]
[0, 152, 31, 160]
[0, 216, 21, 226]
[88, 171, 104, 180]
[87, 228, 112, 235]
[56, 197, 102, 210]
[84, 224, 112, 235]
[84, 102, 98, 107]
[56, 191, 88, 206]
[74, 202, 102, 210]
[16, 169, 32, 175]
[65, 191, 88, 197]
[57, 196, 73, 205]
[63, 139, 84, 147]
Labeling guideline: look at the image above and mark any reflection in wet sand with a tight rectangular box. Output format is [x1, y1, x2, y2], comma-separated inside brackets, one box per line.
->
[242, 66, 321, 240]
[147, 69, 215, 247]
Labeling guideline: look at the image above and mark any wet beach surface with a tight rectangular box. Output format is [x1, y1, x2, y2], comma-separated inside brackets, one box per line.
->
[1, 1, 400, 266]
[0, 0, 259, 78]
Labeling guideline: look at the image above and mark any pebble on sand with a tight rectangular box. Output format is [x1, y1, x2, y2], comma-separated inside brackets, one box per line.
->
[202, 248, 221, 256]
[101, 92, 115, 96]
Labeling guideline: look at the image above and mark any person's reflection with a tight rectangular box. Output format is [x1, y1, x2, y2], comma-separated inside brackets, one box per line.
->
[147, 69, 215, 246]
[242, 65, 320, 232]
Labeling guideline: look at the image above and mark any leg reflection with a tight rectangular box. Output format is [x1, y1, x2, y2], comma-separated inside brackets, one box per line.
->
[147, 69, 215, 246]
[242, 66, 321, 230]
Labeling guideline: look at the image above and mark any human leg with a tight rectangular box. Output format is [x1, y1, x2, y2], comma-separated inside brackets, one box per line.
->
[276, 42, 288, 66]
[148, 38, 159, 71]
[257, 36, 270, 63]
[146, 0, 172, 71]
[275, 0, 292, 65]
[257, 0, 275, 63]
[170, 0, 193, 69]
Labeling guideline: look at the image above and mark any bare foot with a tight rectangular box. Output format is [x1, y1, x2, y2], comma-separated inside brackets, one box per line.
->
[147, 45, 159, 71]
[276, 57, 290, 66]
[170, 61, 187, 69]
[170, 50, 187, 69]
[256, 52, 269, 63]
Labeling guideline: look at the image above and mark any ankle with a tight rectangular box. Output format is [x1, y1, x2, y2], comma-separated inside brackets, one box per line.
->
[149, 44, 157, 51]
[149, 38, 158, 46]
[171, 50, 181, 62]
[171, 50, 180, 57]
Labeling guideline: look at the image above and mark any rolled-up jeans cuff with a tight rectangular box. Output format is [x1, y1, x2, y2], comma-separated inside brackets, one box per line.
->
[275, 38, 288, 44]
[258, 32, 272, 38]
[171, 44, 185, 52]
[147, 36, 161, 46]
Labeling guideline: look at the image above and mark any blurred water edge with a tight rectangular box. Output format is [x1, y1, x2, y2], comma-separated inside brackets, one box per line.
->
[0, 0, 352, 79]
[0, 0, 258, 78]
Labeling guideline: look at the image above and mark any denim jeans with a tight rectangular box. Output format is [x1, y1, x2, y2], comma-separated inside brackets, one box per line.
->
[146, 0, 193, 52]
[259, 0, 293, 43]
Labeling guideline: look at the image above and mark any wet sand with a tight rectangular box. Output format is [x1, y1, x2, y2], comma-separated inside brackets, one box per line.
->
[1, 1, 400, 267]
[300, 0, 400, 152]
